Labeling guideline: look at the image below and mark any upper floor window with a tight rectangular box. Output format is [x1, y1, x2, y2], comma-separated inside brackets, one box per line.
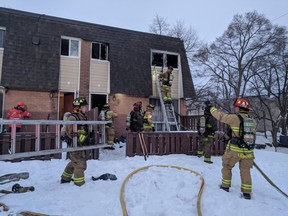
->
[151, 51, 178, 69]
[0, 27, 6, 48]
[61, 37, 80, 57]
[91, 42, 108, 60]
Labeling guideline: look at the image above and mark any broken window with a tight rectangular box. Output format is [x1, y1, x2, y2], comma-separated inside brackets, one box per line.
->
[60, 37, 79, 57]
[151, 51, 178, 69]
[92, 42, 108, 60]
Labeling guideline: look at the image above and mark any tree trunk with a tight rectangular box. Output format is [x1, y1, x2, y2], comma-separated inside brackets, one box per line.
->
[272, 127, 279, 151]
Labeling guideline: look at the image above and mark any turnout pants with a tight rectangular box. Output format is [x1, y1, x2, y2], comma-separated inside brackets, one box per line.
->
[106, 127, 115, 145]
[221, 149, 254, 194]
[61, 151, 87, 186]
[198, 136, 213, 162]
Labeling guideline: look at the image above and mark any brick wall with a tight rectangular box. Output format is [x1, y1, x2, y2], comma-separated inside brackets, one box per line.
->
[79, 40, 91, 98]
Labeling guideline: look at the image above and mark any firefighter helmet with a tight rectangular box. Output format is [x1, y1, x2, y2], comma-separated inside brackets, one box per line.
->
[233, 98, 251, 111]
[167, 66, 173, 73]
[73, 97, 88, 107]
[17, 102, 26, 108]
[133, 101, 142, 108]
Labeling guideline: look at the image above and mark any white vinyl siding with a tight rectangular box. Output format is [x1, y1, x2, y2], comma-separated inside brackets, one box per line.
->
[59, 57, 80, 90]
[90, 60, 110, 93]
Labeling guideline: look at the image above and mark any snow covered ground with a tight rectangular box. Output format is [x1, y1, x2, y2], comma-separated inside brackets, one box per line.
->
[0, 134, 288, 216]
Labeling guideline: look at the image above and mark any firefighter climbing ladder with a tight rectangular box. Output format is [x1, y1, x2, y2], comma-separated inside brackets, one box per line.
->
[156, 72, 180, 131]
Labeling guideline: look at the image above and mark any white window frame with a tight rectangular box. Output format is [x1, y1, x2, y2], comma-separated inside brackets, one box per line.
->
[151, 50, 179, 69]
[60, 36, 80, 58]
[91, 42, 108, 61]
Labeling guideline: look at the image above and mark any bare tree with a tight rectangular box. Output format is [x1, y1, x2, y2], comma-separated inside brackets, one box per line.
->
[195, 11, 285, 100]
[250, 36, 288, 148]
[149, 15, 201, 66]
[195, 11, 288, 149]
[149, 14, 170, 35]
[168, 20, 200, 64]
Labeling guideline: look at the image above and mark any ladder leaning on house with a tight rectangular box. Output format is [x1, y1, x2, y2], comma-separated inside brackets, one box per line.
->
[156, 71, 180, 131]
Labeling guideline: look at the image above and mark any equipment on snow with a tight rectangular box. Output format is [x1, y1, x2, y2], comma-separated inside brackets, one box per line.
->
[0, 203, 9, 211]
[0, 183, 34, 194]
[18, 211, 49, 216]
[92, 173, 117, 181]
[0, 172, 29, 185]
[12, 183, 35, 193]
[253, 161, 288, 199]
[138, 133, 148, 160]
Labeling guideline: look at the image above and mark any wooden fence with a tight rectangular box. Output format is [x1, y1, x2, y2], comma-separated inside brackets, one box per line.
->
[126, 132, 226, 157]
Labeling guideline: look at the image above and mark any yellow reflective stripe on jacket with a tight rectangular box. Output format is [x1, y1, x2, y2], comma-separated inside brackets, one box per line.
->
[210, 107, 217, 113]
[231, 126, 240, 133]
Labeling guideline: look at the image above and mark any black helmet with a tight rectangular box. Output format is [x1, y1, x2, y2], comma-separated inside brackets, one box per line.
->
[73, 97, 88, 107]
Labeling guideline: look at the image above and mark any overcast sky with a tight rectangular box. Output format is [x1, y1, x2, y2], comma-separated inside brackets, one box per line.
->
[0, 0, 288, 43]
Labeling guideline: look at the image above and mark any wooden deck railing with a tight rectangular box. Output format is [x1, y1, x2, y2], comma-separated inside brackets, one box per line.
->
[126, 132, 226, 157]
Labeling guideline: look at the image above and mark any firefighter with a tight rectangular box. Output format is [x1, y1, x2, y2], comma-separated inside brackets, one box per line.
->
[60, 97, 90, 186]
[208, 98, 256, 200]
[159, 66, 173, 104]
[99, 103, 118, 146]
[6, 102, 32, 132]
[143, 104, 155, 132]
[127, 101, 144, 132]
[197, 103, 218, 163]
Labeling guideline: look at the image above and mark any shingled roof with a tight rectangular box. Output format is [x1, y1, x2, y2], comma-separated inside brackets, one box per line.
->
[0, 7, 195, 98]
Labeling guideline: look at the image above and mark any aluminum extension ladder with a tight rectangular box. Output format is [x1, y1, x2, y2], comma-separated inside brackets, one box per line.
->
[156, 72, 179, 131]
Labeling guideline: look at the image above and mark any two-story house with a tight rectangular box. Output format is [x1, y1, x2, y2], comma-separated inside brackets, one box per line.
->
[0, 7, 195, 138]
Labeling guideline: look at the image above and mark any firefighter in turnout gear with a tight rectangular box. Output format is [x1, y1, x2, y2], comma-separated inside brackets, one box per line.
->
[127, 101, 144, 132]
[99, 103, 118, 145]
[6, 102, 32, 132]
[197, 102, 218, 163]
[143, 104, 155, 132]
[61, 97, 90, 186]
[159, 66, 173, 104]
[209, 98, 256, 200]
